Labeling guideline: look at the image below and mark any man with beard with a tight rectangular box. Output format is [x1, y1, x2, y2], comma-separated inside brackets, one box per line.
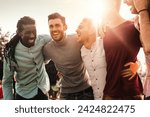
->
[43, 13, 94, 100]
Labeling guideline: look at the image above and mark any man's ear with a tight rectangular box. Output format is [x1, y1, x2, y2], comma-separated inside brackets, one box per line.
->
[89, 26, 95, 35]
[64, 24, 67, 31]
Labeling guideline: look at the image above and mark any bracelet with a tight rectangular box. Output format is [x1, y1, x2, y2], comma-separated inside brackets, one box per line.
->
[138, 9, 148, 14]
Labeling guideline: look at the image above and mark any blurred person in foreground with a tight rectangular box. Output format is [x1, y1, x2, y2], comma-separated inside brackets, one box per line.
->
[123, 0, 150, 100]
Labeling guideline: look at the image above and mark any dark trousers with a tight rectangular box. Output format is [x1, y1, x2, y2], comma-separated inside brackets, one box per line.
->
[15, 88, 48, 100]
[103, 94, 143, 100]
[60, 86, 94, 100]
[144, 96, 150, 100]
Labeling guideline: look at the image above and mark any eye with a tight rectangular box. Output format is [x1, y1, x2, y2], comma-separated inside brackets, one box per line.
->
[55, 24, 61, 28]
[49, 25, 53, 29]
[78, 25, 83, 29]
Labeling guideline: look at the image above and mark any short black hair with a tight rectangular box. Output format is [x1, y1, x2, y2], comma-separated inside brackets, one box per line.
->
[17, 16, 35, 33]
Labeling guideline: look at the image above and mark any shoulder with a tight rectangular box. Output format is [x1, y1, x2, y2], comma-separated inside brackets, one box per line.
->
[67, 33, 76, 38]
[123, 21, 139, 34]
[125, 20, 136, 29]
[43, 39, 55, 54]
[66, 33, 77, 41]
[37, 34, 51, 44]
[67, 33, 82, 46]
[37, 34, 50, 39]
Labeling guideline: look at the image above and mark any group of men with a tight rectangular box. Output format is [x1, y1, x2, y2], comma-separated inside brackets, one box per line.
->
[0, 0, 150, 100]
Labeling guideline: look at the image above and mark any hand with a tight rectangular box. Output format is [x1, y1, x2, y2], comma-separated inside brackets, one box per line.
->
[121, 62, 139, 80]
[57, 71, 63, 79]
[133, 0, 149, 12]
[98, 23, 107, 38]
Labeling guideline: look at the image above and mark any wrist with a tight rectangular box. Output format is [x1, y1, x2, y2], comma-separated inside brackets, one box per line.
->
[139, 9, 150, 24]
[138, 9, 148, 14]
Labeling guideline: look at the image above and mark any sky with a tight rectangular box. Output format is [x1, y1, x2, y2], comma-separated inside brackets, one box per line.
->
[0, 0, 134, 34]
[0, 0, 145, 65]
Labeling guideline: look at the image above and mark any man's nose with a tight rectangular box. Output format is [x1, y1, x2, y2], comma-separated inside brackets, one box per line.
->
[51, 26, 57, 31]
[30, 33, 35, 38]
[76, 29, 79, 33]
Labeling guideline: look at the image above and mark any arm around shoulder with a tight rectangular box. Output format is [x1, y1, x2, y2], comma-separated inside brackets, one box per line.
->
[42, 42, 51, 62]
[38, 34, 51, 45]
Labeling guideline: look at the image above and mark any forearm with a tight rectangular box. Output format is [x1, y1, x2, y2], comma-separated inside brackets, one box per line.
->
[139, 10, 150, 53]
[2, 81, 14, 100]
[2, 59, 14, 99]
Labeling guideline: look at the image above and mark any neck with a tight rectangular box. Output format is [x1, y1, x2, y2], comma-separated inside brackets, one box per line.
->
[83, 34, 96, 49]
[54, 34, 67, 46]
[20, 39, 32, 48]
[106, 13, 126, 28]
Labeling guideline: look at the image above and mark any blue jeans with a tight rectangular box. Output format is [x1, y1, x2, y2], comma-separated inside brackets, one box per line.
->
[60, 86, 94, 100]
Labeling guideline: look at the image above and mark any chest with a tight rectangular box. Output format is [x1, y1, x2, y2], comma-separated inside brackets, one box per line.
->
[50, 43, 82, 67]
[104, 26, 140, 55]
[14, 44, 44, 71]
[82, 46, 106, 71]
